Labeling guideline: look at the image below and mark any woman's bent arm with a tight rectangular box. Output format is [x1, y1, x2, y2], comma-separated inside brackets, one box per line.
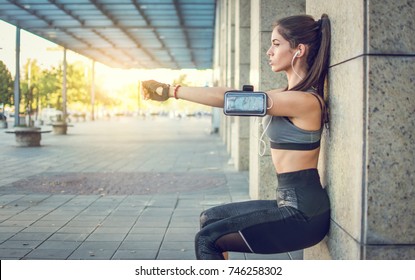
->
[168, 86, 231, 108]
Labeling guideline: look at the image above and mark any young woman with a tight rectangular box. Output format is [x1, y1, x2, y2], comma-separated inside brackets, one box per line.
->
[142, 14, 331, 260]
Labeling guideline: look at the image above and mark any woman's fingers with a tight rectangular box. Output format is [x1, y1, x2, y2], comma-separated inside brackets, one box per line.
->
[142, 80, 169, 101]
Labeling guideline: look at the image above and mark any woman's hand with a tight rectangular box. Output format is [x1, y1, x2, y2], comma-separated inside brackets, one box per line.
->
[141, 80, 170, 101]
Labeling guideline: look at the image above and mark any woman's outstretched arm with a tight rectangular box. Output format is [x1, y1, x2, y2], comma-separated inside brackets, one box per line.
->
[168, 86, 231, 108]
[141, 80, 231, 108]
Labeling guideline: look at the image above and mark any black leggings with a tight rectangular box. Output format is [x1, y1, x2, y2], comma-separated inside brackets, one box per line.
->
[195, 168, 330, 260]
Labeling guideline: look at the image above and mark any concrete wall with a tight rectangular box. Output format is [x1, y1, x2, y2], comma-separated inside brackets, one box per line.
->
[305, 0, 415, 260]
[215, 0, 415, 259]
[248, 0, 305, 200]
[231, 0, 251, 171]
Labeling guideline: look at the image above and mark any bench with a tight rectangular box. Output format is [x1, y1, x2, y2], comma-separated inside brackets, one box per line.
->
[50, 122, 74, 135]
[5, 128, 52, 147]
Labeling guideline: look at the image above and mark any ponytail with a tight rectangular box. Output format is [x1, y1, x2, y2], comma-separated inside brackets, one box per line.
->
[312, 14, 330, 98]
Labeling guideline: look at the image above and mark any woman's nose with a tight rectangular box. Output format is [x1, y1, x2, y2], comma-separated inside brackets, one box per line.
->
[266, 46, 273, 56]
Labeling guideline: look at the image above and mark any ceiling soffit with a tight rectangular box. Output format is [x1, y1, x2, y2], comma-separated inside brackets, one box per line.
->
[0, 0, 216, 69]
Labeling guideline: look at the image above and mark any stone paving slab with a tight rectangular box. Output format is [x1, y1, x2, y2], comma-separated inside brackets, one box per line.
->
[0, 117, 302, 260]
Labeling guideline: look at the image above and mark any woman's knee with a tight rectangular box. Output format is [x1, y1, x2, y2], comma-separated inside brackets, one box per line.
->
[199, 208, 221, 229]
[199, 210, 209, 229]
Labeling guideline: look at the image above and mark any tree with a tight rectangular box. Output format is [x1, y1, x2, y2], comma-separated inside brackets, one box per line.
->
[0, 60, 14, 113]
[38, 66, 61, 109]
[66, 61, 90, 105]
[21, 60, 36, 112]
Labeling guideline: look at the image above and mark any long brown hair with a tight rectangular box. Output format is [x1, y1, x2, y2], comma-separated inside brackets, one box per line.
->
[274, 14, 331, 99]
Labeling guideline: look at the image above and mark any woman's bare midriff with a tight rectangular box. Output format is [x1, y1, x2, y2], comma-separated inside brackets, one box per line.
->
[271, 148, 320, 174]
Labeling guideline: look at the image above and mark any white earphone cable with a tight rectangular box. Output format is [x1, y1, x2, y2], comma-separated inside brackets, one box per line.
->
[259, 116, 272, 156]
[259, 94, 274, 157]
[291, 52, 304, 81]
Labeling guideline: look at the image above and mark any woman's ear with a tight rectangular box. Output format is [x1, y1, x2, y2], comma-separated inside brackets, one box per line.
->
[296, 43, 308, 57]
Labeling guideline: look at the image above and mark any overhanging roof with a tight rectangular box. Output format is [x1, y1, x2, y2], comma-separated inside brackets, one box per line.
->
[0, 0, 216, 69]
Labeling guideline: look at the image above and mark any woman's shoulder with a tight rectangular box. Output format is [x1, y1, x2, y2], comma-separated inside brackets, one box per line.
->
[267, 88, 318, 100]
[266, 87, 316, 95]
[266, 87, 286, 94]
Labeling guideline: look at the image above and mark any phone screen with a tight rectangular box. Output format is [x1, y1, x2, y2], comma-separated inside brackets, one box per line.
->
[223, 91, 267, 116]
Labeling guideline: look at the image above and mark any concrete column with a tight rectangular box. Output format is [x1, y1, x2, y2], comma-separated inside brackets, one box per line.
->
[230, 0, 251, 171]
[218, 0, 228, 142]
[13, 27, 20, 127]
[249, 0, 305, 199]
[227, 0, 236, 88]
[306, 0, 415, 259]
[211, 4, 222, 134]
[90, 60, 95, 121]
[226, 0, 236, 154]
[62, 48, 67, 121]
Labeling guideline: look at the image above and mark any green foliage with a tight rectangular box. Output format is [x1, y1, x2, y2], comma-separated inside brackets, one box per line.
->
[19, 59, 93, 112]
[20, 59, 42, 113]
[38, 66, 61, 109]
[3, 57, 211, 119]
[66, 62, 90, 105]
[0, 60, 14, 108]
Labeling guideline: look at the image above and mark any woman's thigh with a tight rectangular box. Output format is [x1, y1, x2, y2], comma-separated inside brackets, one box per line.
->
[198, 204, 329, 255]
[200, 200, 277, 228]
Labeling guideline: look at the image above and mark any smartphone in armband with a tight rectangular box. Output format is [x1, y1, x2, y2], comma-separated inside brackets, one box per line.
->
[223, 85, 267, 117]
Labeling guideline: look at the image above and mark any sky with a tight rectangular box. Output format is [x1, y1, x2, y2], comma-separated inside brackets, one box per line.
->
[0, 19, 213, 92]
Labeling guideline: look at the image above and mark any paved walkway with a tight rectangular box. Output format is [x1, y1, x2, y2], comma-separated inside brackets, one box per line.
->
[0, 116, 302, 260]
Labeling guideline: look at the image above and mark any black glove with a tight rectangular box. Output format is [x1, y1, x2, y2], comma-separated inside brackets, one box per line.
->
[141, 80, 170, 101]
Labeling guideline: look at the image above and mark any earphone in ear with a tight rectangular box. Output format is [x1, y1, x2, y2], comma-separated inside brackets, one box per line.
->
[291, 50, 304, 80]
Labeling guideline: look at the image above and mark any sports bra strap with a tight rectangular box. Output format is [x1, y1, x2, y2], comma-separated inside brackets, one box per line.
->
[308, 92, 325, 127]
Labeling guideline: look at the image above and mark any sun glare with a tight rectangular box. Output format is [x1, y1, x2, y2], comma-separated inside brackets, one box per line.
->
[0, 19, 213, 117]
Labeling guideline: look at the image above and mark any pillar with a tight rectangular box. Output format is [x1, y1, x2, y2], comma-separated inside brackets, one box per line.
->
[226, 0, 236, 155]
[91, 60, 95, 121]
[249, 0, 305, 199]
[306, 0, 415, 259]
[231, 0, 251, 171]
[62, 48, 67, 122]
[218, 0, 229, 143]
[13, 27, 20, 127]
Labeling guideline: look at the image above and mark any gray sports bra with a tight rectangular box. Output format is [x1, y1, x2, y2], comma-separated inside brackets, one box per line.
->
[263, 92, 324, 151]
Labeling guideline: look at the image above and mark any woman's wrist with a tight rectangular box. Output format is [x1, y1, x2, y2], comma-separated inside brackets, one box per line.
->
[173, 85, 181, 99]
[169, 85, 181, 99]
[168, 86, 174, 98]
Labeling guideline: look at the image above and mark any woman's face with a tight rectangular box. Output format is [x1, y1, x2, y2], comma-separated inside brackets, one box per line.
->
[266, 27, 295, 73]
